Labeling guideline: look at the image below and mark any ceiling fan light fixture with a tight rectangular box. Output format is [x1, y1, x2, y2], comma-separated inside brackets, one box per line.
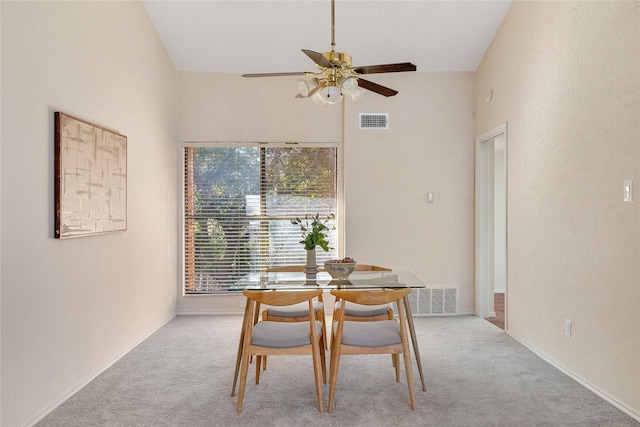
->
[339, 75, 359, 95]
[349, 86, 366, 104]
[311, 91, 329, 106]
[240, 0, 416, 106]
[297, 77, 318, 97]
[319, 84, 343, 104]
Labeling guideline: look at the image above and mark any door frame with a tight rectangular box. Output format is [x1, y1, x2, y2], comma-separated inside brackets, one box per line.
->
[474, 123, 508, 322]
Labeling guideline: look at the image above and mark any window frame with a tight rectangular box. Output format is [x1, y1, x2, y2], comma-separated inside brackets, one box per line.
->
[180, 141, 343, 295]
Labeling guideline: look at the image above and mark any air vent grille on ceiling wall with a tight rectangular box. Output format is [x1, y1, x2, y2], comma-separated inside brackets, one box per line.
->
[359, 113, 389, 130]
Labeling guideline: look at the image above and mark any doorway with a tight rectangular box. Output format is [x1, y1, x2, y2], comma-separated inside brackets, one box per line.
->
[475, 124, 507, 329]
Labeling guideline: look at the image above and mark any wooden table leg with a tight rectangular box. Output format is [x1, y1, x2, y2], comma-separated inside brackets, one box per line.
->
[231, 297, 252, 396]
[403, 295, 426, 391]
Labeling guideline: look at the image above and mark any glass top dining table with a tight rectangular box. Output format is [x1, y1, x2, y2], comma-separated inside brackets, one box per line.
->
[230, 270, 427, 396]
[229, 270, 426, 291]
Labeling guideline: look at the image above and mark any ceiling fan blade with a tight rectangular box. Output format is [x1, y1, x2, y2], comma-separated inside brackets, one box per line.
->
[302, 49, 334, 68]
[352, 62, 417, 75]
[357, 78, 399, 97]
[307, 82, 324, 97]
[242, 72, 308, 78]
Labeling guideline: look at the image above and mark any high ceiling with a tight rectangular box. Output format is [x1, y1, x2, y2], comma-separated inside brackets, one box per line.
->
[143, 0, 513, 75]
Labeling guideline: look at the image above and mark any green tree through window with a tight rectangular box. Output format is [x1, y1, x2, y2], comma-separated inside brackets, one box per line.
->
[184, 144, 338, 293]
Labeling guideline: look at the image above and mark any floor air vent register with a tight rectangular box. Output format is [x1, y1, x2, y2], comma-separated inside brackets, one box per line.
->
[407, 288, 458, 315]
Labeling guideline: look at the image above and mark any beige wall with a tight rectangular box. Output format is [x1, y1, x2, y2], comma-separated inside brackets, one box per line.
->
[476, 0, 640, 415]
[177, 72, 343, 143]
[175, 71, 476, 315]
[344, 72, 476, 311]
[1, 2, 178, 425]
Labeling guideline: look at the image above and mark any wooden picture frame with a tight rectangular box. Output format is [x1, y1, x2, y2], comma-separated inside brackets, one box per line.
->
[54, 112, 127, 239]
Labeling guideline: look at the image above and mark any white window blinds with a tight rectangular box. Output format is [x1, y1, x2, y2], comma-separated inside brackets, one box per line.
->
[183, 144, 338, 293]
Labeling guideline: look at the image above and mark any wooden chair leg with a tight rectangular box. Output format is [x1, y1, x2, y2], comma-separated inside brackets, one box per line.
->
[393, 353, 400, 382]
[311, 340, 324, 412]
[330, 307, 338, 346]
[327, 341, 342, 413]
[255, 355, 262, 384]
[237, 347, 251, 413]
[320, 335, 327, 383]
[232, 298, 252, 397]
[389, 309, 396, 368]
[318, 309, 329, 349]
[402, 343, 416, 410]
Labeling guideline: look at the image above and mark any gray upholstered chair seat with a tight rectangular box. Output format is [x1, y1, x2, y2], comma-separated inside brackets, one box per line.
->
[335, 301, 393, 317]
[252, 320, 324, 348]
[333, 320, 401, 347]
[265, 301, 324, 318]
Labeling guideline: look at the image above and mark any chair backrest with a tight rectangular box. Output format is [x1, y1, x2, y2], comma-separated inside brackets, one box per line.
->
[243, 289, 323, 307]
[354, 265, 391, 271]
[265, 265, 306, 272]
[330, 288, 410, 306]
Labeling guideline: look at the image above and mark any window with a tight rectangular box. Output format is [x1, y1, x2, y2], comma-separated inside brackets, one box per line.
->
[183, 143, 338, 293]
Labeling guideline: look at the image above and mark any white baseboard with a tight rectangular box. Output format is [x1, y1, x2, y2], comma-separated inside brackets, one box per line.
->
[178, 310, 480, 317]
[25, 314, 176, 427]
[509, 334, 640, 423]
[177, 309, 244, 315]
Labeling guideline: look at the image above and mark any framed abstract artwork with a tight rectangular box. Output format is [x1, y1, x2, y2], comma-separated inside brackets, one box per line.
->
[54, 112, 127, 239]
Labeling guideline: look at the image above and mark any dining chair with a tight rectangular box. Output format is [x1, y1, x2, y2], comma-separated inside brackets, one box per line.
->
[237, 289, 326, 413]
[330, 265, 395, 363]
[328, 288, 416, 412]
[261, 265, 328, 352]
[334, 265, 394, 322]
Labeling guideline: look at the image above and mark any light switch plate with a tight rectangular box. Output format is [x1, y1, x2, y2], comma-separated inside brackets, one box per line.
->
[624, 179, 633, 202]
[427, 192, 435, 203]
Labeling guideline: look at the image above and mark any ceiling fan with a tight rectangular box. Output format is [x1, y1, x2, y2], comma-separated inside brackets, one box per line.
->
[241, 0, 417, 106]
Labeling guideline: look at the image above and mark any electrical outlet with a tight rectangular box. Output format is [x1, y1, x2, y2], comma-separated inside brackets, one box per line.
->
[565, 319, 572, 337]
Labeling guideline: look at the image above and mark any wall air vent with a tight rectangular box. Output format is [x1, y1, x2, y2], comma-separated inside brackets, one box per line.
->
[359, 113, 389, 130]
[407, 287, 458, 315]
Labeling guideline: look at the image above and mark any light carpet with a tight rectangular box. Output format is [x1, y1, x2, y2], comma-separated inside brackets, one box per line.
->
[37, 315, 638, 427]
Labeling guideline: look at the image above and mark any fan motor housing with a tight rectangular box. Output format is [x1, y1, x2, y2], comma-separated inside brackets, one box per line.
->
[323, 51, 352, 68]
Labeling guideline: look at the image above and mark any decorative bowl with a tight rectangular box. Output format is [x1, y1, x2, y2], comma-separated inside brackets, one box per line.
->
[324, 260, 357, 280]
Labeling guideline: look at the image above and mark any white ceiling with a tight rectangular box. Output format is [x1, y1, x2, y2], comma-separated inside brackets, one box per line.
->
[143, 0, 513, 75]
